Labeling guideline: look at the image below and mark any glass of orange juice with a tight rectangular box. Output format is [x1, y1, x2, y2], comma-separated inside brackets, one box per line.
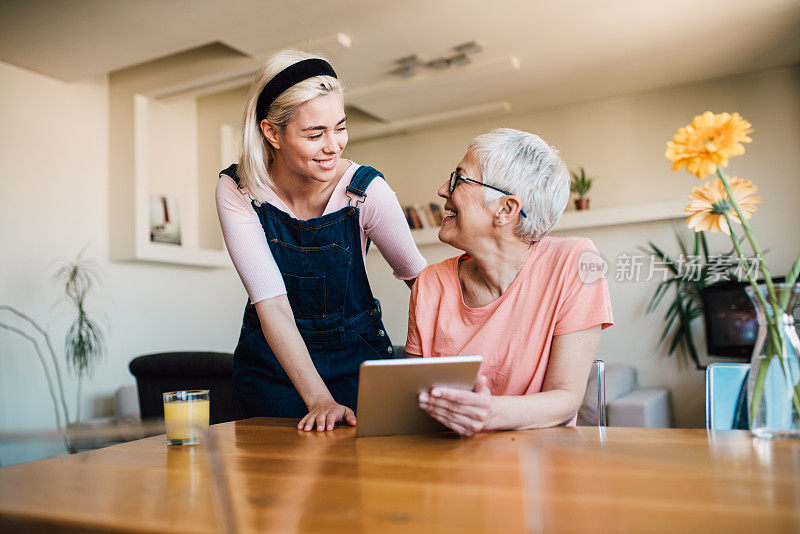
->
[162, 390, 210, 446]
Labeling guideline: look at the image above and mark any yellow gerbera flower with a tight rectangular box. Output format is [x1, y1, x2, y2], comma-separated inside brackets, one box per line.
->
[685, 176, 760, 234]
[666, 111, 753, 179]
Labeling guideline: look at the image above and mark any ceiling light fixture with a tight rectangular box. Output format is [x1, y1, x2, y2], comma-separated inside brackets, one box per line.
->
[454, 41, 483, 56]
[395, 55, 423, 68]
[427, 58, 451, 70]
[449, 53, 471, 67]
[388, 42, 484, 77]
[389, 65, 415, 78]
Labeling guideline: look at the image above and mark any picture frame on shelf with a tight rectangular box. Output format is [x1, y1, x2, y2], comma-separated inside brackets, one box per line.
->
[149, 195, 182, 246]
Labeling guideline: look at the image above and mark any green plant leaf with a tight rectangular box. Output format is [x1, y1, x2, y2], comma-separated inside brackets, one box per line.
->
[647, 279, 680, 314]
[700, 232, 710, 260]
[640, 229, 729, 365]
[675, 230, 689, 259]
[569, 167, 593, 196]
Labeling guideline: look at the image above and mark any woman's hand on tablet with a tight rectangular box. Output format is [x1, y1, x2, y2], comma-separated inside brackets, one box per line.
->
[298, 399, 357, 432]
[418, 375, 492, 437]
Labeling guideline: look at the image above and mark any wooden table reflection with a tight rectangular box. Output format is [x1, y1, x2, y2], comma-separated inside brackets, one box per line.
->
[0, 418, 799, 532]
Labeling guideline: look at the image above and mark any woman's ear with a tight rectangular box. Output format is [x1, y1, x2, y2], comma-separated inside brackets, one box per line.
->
[494, 196, 523, 226]
[260, 119, 280, 150]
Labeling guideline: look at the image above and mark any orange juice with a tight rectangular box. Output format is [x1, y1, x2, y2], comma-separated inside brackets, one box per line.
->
[163, 396, 210, 445]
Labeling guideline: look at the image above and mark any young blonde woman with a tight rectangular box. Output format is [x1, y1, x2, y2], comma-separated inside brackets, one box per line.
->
[216, 50, 426, 431]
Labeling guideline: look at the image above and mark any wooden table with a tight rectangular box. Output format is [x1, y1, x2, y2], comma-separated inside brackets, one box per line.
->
[1, 418, 799, 533]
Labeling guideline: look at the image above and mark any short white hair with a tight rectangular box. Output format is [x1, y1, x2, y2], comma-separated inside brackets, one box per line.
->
[469, 128, 570, 242]
[238, 49, 343, 201]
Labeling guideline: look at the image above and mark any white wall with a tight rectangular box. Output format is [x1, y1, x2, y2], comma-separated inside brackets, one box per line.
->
[0, 61, 246, 465]
[1, 59, 797, 466]
[351, 66, 800, 429]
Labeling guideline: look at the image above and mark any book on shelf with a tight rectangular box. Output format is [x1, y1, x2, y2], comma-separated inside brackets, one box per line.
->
[403, 202, 444, 230]
[403, 207, 416, 229]
[428, 203, 444, 226]
[405, 206, 423, 229]
[413, 203, 431, 228]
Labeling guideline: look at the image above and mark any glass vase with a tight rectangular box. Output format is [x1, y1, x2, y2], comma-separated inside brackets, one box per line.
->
[745, 283, 800, 439]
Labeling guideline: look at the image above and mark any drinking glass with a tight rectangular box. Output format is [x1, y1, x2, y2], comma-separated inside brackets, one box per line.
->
[163, 390, 210, 446]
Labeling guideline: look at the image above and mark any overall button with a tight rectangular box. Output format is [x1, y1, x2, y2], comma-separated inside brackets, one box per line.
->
[346, 207, 357, 216]
[378, 330, 385, 337]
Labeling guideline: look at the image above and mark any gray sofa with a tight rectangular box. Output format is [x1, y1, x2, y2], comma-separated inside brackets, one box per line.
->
[579, 363, 672, 427]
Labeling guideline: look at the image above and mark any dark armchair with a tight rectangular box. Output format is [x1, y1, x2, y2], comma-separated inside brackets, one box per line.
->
[129, 352, 241, 424]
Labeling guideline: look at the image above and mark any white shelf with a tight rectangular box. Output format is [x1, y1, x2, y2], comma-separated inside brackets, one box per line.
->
[404, 200, 687, 248]
[134, 242, 230, 268]
[553, 200, 687, 232]
[409, 227, 443, 246]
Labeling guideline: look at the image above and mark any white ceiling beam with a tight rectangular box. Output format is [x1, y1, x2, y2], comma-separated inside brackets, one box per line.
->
[143, 33, 351, 101]
[348, 56, 520, 122]
[349, 101, 511, 143]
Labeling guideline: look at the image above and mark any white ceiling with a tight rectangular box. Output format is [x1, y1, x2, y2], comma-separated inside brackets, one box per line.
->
[2, 0, 799, 119]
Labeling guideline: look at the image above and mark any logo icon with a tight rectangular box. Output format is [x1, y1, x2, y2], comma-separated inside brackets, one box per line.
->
[578, 250, 608, 284]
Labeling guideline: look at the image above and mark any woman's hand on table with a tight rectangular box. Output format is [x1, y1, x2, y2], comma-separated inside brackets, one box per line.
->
[298, 399, 357, 432]
[418, 375, 492, 437]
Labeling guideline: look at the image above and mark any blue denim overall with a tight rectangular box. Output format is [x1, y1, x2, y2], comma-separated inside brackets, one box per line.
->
[221, 164, 395, 418]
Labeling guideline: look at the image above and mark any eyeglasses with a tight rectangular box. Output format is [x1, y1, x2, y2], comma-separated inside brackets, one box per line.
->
[448, 171, 528, 218]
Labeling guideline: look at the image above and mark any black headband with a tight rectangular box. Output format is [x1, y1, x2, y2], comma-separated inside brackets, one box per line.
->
[255, 58, 337, 124]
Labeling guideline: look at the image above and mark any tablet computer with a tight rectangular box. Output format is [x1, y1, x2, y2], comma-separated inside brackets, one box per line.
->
[355, 355, 483, 437]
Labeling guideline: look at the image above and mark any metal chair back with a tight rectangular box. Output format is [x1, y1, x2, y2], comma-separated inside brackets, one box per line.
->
[592, 360, 606, 427]
[705, 362, 749, 430]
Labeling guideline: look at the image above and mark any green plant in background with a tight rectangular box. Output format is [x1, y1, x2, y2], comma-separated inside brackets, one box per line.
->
[0, 251, 105, 453]
[54, 253, 105, 423]
[570, 167, 593, 198]
[639, 230, 741, 370]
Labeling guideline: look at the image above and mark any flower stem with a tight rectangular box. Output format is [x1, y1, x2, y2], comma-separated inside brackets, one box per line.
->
[717, 167, 779, 309]
[780, 252, 800, 310]
[722, 215, 774, 326]
[717, 168, 800, 424]
[723, 215, 792, 423]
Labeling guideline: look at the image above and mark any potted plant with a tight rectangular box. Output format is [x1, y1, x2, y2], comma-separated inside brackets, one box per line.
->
[639, 230, 741, 370]
[570, 167, 593, 210]
[0, 251, 105, 453]
[54, 254, 105, 425]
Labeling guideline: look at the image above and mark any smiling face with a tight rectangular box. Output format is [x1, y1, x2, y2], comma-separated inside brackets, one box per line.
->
[262, 92, 348, 184]
[436, 149, 495, 251]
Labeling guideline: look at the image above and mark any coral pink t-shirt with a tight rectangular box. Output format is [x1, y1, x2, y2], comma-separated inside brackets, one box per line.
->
[405, 236, 613, 397]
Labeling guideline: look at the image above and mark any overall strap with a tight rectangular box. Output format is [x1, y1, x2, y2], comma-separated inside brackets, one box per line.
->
[345, 165, 385, 253]
[220, 163, 240, 186]
[346, 165, 384, 204]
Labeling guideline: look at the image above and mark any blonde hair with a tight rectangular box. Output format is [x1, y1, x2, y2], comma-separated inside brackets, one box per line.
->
[238, 49, 343, 201]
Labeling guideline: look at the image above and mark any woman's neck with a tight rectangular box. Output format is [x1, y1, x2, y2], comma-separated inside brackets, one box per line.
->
[268, 158, 350, 219]
[459, 236, 533, 308]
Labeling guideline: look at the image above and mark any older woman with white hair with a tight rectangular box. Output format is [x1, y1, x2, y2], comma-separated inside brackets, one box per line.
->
[216, 50, 426, 431]
[407, 128, 613, 436]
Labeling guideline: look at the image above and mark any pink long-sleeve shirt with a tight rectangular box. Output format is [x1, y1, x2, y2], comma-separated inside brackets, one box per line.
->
[216, 161, 427, 304]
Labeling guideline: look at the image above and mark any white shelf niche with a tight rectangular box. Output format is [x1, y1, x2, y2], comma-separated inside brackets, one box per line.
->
[405, 200, 687, 247]
[131, 94, 230, 268]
